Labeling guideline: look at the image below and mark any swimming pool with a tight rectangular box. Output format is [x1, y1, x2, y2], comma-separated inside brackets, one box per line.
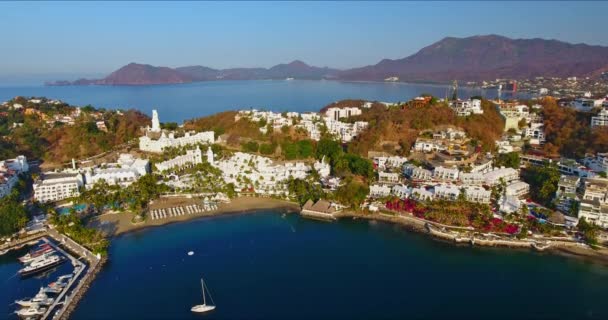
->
[57, 204, 87, 215]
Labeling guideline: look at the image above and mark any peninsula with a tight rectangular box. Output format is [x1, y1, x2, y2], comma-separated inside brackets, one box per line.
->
[3, 92, 608, 264]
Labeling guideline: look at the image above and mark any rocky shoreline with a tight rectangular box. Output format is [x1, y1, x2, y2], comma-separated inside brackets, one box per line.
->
[57, 256, 107, 320]
[334, 210, 608, 266]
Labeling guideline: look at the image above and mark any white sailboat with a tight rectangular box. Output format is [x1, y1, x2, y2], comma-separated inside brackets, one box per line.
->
[191, 278, 216, 313]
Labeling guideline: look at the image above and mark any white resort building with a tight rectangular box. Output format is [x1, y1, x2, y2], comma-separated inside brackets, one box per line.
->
[483, 167, 520, 186]
[314, 157, 331, 178]
[370, 184, 392, 198]
[156, 147, 204, 172]
[433, 184, 491, 204]
[591, 109, 608, 128]
[139, 109, 215, 153]
[505, 181, 530, 198]
[84, 154, 150, 188]
[215, 151, 311, 196]
[378, 172, 400, 183]
[33, 172, 84, 203]
[450, 99, 483, 116]
[432, 166, 460, 181]
[235, 108, 368, 143]
[0, 155, 29, 199]
[324, 107, 362, 120]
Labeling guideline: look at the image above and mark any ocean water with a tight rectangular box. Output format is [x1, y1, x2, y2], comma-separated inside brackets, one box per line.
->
[0, 80, 519, 122]
[63, 211, 608, 320]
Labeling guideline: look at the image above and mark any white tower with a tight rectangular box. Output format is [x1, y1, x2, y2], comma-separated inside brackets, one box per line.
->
[193, 146, 203, 164]
[206, 147, 214, 166]
[151, 109, 161, 132]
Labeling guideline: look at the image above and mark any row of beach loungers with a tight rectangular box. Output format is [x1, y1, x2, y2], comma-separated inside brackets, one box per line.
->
[149, 203, 218, 220]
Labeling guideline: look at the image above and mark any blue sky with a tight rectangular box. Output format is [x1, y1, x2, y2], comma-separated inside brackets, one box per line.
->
[1, 1, 607, 76]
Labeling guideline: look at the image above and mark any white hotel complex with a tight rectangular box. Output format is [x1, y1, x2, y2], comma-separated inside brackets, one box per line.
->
[214, 151, 311, 196]
[155, 147, 205, 172]
[33, 172, 84, 203]
[84, 154, 150, 188]
[235, 106, 369, 143]
[139, 110, 215, 153]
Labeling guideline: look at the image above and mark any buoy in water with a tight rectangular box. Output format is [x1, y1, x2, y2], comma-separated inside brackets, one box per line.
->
[188, 251, 194, 256]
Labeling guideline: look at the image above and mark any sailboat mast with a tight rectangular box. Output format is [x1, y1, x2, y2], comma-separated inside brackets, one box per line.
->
[202, 279, 207, 305]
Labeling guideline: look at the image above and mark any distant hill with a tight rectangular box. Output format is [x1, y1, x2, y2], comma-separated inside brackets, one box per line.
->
[49, 61, 339, 85]
[338, 35, 608, 82]
[99, 63, 191, 85]
[47, 35, 608, 85]
[48, 63, 192, 85]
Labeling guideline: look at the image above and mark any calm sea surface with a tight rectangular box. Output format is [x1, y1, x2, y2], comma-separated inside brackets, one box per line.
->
[51, 211, 608, 320]
[0, 80, 520, 122]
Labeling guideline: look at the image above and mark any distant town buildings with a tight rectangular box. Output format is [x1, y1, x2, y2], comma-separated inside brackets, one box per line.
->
[324, 107, 362, 121]
[449, 99, 483, 116]
[497, 103, 529, 132]
[571, 98, 604, 112]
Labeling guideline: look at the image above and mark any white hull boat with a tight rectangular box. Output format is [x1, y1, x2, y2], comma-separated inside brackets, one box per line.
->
[15, 287, 54, 307]
[15, 305, 46, 317]
[191, 277, 216, 313]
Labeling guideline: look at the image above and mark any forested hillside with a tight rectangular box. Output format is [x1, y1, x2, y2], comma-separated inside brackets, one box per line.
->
[0, 97, 149, 163]
[347, 99, 505, 156]
[541, 97, 608, 158]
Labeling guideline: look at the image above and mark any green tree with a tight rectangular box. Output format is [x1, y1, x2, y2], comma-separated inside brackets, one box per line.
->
[297, 140, 314, 158]
[287, 178, 324, 206]
[259, 143, 276, 155]
[577, 217, 599, 245]
[282, 142, 298, 160]
[494, 152, 520, 169]
[241, 141, 259, 153]
[316, 138, 342, 161]
[334, 178, 369, 208]
[0, 194, 28, 237]
[522, 164, 561, 207]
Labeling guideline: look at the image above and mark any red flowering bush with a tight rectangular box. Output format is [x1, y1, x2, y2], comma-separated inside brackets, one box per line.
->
[385, 198, 425, 216]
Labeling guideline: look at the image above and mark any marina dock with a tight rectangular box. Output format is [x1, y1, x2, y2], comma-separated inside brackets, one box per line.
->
[2, 229, 105, 320]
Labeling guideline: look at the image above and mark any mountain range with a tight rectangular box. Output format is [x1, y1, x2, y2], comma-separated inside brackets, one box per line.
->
[48, 35, 608, 86]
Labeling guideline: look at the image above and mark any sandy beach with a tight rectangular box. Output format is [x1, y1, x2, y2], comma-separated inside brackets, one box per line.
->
[88, 196, 299, 236]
